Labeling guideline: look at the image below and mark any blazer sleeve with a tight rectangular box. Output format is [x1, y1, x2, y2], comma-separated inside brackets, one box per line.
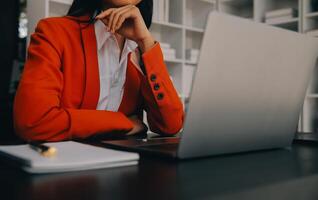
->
[13, 19, 133, 142]
[140, 43, 185, 135]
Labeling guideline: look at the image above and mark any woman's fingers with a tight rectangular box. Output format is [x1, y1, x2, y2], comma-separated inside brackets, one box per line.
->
[109, 5, 132, 32]
[114, 6, 139, 32]
[114, 10, 134, 32]
[95, 8, 114, 20]
[111, 6, 133, 32]
[96, 9, 114, 29]
[96, 5, 138, 33]
[114, 14, 126, 32]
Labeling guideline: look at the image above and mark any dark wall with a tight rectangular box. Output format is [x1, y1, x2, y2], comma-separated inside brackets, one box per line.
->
[0, 0, 19, 141]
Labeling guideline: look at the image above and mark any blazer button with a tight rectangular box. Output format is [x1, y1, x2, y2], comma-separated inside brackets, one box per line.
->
[150, 74, 157, 82]
[154, 83, 160, 91]
[157, 93, 164, 100]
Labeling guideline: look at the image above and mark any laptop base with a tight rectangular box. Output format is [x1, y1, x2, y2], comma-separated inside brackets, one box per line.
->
[100, 137, 180, 158]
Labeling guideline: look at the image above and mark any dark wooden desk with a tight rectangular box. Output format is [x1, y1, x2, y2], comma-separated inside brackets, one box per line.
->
[1, 142, 318, 200]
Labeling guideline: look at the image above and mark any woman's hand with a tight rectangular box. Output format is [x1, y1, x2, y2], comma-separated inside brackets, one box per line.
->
[95, 4, 156, 53]
[126, 115, 148, 136]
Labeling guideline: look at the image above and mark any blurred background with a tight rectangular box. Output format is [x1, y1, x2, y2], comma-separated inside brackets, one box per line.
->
[2, 0, 318, 141]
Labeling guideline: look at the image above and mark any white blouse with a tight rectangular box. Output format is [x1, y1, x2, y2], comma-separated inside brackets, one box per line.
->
[94, 20, 140, 111]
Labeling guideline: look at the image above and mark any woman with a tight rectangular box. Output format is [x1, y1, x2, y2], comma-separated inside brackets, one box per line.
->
[13, 0, 184, 141]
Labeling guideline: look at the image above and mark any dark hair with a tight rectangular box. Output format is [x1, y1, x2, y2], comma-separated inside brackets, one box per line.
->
[67, 0, 153, 28]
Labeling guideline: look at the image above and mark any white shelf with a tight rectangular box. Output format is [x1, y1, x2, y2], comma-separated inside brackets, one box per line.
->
[185, 26, 205, 33]
[200, 0, 217, 4]
[306, 12, 318, 18]
[307, 94, 318, 98]
[185, 60, 198, 65]
[152, 20, 184, 29]
[164, 58, 184, 64]
[50, 0, 72, 5]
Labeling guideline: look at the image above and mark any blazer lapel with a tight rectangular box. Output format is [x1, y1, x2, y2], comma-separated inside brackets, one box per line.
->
[79, 22, 100, 109]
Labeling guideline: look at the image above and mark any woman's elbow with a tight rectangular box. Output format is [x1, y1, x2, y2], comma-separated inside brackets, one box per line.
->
[14, 120, 39, 142]
[163, 123, 183, 135]
[13, 97, 46, 141]
[149, 111, 185, 135]
[13, 113, 69, 142]
[14, 116, 44, 141]
[14, 122, 68, 142]
[150, 121, 183, 136]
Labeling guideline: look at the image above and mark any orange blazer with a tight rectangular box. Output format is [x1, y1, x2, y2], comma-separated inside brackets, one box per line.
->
[13, 15, 184, 142]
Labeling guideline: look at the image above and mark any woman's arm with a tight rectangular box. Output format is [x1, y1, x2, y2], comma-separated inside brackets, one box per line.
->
[96, 5, 184, 135]
[139, 43, 184, 135]
[14, 19, 134, 142]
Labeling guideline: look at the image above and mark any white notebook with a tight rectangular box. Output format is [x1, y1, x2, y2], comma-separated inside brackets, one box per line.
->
[0, 141, 139, 174]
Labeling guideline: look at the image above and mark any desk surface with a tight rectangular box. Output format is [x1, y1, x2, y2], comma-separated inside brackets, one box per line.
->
[0, 142, 318, 200]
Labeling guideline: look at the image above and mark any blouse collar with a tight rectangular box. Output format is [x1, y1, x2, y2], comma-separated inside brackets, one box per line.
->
[94, 19, 138, 52]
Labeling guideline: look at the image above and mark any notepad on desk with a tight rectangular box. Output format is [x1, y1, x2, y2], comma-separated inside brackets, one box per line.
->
[0, 141, 139, 174]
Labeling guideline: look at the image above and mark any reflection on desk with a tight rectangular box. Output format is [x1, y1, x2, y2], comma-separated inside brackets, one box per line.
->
[0, 142, 318, 200]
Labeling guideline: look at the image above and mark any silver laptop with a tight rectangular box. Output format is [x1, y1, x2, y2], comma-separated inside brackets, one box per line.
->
[99, 12, 318, 159]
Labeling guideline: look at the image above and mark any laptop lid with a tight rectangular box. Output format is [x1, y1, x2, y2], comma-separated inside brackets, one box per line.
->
[178, 12, 318, 159]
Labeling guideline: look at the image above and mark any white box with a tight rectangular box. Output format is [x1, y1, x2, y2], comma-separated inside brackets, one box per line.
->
[265, 8, 297, 19]
[265, 15, 294, 24]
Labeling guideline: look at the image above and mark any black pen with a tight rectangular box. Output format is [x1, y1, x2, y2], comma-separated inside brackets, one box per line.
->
[29, 142, 57, 157]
